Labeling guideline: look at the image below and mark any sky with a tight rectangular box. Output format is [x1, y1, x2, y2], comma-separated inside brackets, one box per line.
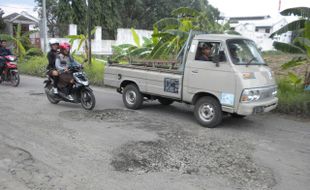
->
[0, 0, 309, 18]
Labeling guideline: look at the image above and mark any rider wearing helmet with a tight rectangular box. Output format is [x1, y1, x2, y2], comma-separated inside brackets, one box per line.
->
[47, 39, 60, 93]
[55, 42, 81, 101]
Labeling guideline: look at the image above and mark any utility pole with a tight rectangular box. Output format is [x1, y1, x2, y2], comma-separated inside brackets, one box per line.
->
[86, 0, 92, 65]
[42, 0, 48, 53]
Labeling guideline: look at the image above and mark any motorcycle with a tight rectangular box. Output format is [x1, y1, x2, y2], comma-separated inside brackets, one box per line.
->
[0, 55, 20, 87]
[44, 65, 96, 110]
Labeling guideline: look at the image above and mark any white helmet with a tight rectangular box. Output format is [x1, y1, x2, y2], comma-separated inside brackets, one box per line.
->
[49, 38, 59, 45]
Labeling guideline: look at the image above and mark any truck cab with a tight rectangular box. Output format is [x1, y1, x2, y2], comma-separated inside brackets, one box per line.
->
[104, 32, 278, 128]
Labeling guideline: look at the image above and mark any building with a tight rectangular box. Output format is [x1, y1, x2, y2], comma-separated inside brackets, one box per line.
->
[228, 15, 291, 51]
[3, 11, 40, 48]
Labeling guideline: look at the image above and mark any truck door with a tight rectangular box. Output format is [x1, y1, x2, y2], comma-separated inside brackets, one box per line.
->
[183, 40, 236, 108]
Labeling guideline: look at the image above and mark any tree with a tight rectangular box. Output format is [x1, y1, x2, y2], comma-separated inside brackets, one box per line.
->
[35, 0, 58, 37]
[270, 7, 310, 88]
[0, 8, 5, 32]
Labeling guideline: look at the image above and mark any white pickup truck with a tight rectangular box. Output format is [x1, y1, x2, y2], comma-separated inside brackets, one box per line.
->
[104, 32, 278, 128]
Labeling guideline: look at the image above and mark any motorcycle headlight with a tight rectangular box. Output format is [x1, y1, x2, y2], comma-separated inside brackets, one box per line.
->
[241, 89, 261, 102]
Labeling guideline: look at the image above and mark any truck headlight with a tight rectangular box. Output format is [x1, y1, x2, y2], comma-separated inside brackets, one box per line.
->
[241, 89, 261, 102]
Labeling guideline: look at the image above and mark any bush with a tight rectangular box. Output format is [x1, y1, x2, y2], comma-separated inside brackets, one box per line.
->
[276, 78, 310, 117]
[19, 55, 105, 86]
[19, 56, 48, 77]
[26, 48, 44, 57]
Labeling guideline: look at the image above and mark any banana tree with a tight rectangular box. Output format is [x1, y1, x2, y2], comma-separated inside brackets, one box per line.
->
[112, 28, 153, 61]
[65, 27, 96, 62]
[150, 6, 231, 59]
[0, 24, 37, 58]
[270, 7, 310, 89]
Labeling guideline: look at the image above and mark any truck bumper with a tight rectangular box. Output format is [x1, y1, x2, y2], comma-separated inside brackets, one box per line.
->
[236, 97, 278, 115]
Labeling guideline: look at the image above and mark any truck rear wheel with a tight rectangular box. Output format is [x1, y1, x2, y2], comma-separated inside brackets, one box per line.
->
[194, 96, 223, 128]
[158, 98, 174, 105]
[122, 84, 143, 110]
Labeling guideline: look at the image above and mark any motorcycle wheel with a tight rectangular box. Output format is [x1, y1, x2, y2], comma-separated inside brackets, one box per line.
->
[45, 84, 60, 104]
[80, 89, 96, 110]
[10, 71, 20, 87]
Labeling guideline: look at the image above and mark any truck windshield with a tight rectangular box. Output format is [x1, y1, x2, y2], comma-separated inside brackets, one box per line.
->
[227, 39, 266, 65]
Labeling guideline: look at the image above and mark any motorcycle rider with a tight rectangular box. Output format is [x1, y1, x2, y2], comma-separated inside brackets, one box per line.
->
[55, 42, 81, 101]
[47, 39, 60, 94]
[0, 40, 13, 81]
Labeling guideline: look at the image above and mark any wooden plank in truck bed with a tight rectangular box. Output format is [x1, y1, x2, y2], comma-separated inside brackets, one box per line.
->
[110, 62, 183, 75]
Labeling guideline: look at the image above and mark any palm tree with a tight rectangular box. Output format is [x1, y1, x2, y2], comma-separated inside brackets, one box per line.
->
[270, 7, 310, 88]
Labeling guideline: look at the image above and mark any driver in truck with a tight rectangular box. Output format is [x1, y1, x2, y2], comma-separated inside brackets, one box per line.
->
[197, 43, 212, 61]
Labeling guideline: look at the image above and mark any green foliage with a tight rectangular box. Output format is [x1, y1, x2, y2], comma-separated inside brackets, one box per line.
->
[0, 24, 38, 59]
[20, 55, 105, 86]
[281, 57, 306, 69]
[19, 56, 48, 77]
[270, 7, 310, 88]
[276, 78, 310, 116]
[26, 48, 44, 57]
[287, 72, 303, 89]
[65, 28, 96, 62]
[131, 28, 141, 47]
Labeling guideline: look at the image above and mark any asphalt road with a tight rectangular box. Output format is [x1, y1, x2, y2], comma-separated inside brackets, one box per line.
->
[0, 75, 309, 190]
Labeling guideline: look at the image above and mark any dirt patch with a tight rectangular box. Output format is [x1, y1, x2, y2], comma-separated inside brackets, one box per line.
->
[59, 109, 139, 122]
[111, 128, 276, 189]
[0, 143, 66, 190]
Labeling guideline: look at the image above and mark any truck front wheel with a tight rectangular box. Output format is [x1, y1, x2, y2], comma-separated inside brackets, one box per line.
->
[122, 84, 143, 110]
[194, 96, 223, 128]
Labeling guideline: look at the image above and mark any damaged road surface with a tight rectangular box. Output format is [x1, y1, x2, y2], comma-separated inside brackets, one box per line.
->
[0, 75, 310, 190]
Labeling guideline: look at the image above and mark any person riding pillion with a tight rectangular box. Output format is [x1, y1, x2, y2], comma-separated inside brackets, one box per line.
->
[47, 39, 60, 94]
[55, 42, 81, 101]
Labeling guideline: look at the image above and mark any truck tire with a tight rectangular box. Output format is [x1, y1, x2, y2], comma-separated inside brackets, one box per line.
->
[194, 96, 223, 128]
[122, 84, 143, 110]
[158, 98, 174, 106]
[231, 113, 246, 118]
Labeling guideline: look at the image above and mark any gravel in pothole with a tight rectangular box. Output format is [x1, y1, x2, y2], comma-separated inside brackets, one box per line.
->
[111, 129, 275, 189]
[59, 109, 138, 122]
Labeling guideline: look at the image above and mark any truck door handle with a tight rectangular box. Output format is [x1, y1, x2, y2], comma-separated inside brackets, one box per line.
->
[192, 70, 199, 74]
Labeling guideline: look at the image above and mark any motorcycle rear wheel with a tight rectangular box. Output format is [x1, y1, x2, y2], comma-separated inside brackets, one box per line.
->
[45, 84, 60, 104]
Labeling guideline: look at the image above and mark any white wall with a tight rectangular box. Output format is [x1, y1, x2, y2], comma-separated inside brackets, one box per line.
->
[42, 26, 153, 55]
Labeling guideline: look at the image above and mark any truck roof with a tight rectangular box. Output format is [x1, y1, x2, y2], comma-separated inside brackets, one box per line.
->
[194, 34, 250, 41]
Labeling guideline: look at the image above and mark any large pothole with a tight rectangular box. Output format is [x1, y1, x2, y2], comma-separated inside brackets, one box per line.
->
[111, 129, 276, 189]
[59, 109, 139, 122]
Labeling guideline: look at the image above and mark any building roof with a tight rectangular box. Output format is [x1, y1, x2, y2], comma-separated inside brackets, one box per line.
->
[3, 11, 39, 25]
[229, 15, 271, 22]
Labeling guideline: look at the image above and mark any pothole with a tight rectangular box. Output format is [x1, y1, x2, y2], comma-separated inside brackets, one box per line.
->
[29, 92, 45, 96]
[111, 129, 276, 189]
[59, 109, 138, 122]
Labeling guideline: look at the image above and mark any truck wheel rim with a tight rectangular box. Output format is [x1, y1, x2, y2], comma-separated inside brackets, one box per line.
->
[199, 104, 215, 122]
[126, 90, 136, 105]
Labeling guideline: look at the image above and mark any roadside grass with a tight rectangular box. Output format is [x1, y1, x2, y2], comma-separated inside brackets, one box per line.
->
[18, 55, 105, 86]
[276, 78, 310, 117]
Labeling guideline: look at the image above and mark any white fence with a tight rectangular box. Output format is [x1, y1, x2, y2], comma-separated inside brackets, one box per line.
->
[41, 26, 153, 55]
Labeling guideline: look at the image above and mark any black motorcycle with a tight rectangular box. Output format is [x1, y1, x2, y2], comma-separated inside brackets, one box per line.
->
[44, 65, 96, 110]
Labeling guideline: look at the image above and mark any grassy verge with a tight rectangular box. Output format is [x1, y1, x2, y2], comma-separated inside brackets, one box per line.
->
[18, 55, 104, 86]
[276, 78, 310, 117]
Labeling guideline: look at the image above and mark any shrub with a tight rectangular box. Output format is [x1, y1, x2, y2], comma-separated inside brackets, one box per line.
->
[26, 48, 44, 57]
[276, 78, 310, 117]
[18, 56, 48, 77]
[19, 55, 105, 86]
